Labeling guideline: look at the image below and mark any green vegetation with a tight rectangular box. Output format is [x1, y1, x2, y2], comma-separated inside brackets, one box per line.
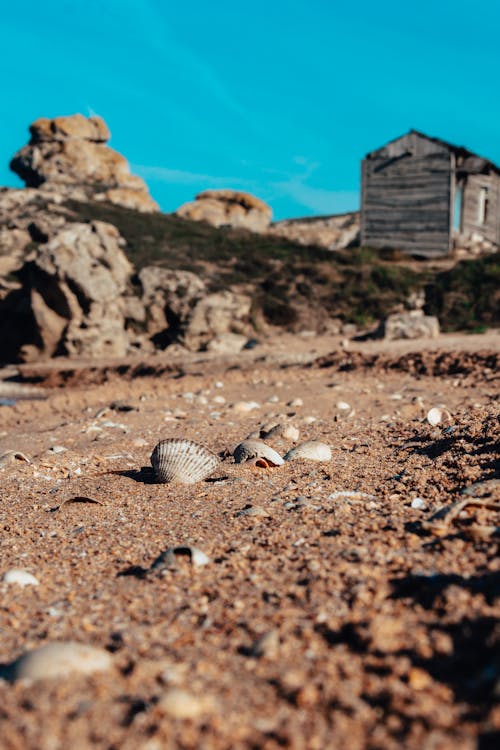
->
[425, 254, 500, 331]
[64, 199, 499, 332]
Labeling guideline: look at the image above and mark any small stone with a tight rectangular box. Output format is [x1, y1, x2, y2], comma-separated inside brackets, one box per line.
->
[248, 629, 279, 658]
[49, 445, 67, 454]
[411, 497, 427, 510]
[235, 505, 270, 518]
[2, 569, 40, 587]
[1, 642, 112, 682]
[159, 688, 212, 719]
[336, 401, 351, 411]
[232, 401, 260, 413]
[289, 398, 303, 407]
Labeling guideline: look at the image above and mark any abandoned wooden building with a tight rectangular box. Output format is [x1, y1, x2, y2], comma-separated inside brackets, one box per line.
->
[360, 130, 500, 257]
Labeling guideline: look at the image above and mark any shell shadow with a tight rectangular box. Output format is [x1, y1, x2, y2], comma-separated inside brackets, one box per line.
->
[111, 467, 158, 484]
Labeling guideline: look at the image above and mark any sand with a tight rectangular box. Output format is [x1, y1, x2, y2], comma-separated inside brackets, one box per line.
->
[0, 332, 499, 749]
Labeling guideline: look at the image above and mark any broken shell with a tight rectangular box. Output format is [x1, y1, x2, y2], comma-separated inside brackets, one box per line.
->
[1, 642, 112, 682]
[233, 439, 284, 466]
[284, 441, 331, 462]
[427, 407, 452, 426]
[151, 439, 220, 484]
[2, 569, 39, 587]
[151, 546, 210, 572]
[261, 423, 299, 442]
[0, 451, 31, 468]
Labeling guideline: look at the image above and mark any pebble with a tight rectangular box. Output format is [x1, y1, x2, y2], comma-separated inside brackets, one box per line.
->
[289, 398, 303, 407]
[426, 407, 452, 426]
[248, 629, 279, 658]
[212, 395, 226, 404]
[336, 401, 351, 411]
[411, 497, 427, 510]
[2, 569, 40, 587]
[303, 416, 317, 424]
[159, 688, 212, 719]
[1, 642, 113, 682]
[49, 445, 67, 454]
[232, 401, 260, 413]
[235, 505, 270, 518]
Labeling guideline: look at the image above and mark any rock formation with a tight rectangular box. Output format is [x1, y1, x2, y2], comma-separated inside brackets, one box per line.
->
[10, 114, 159, 213]
[176, 189, 272, 232]
[268, 212, 360, 250]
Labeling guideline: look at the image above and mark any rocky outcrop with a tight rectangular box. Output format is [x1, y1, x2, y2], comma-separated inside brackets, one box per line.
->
[0, 221, 134, 361]
[176, 190, 272, 232]
[268, 212, 360, 250]
[383, 310, 440, 340]
[10, 115, 159, 213]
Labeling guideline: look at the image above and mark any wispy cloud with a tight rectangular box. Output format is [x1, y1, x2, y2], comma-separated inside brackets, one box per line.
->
[133, 164, 254, 190]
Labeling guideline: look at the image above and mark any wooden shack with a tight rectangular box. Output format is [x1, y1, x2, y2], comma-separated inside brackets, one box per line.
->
[360, 130, 500, 257]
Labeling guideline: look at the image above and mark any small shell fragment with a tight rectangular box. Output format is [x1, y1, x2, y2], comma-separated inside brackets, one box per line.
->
[232, 401, 260, 413]
[2, 569, 40, 587]
[1, 642, 112, 682]
[0, 451, 31, 468]
[427, 407, 452, 426]
[151, 546, 210, 572]
[151, 439, 220, 484]
[284, 441, 331, 462]
[233, 439, 284, 466]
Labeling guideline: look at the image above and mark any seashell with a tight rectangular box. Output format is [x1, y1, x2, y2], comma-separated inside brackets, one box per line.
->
[2, 569, 39, 587]
[151, 546, 210, 572]
[233, 439, 284, 466]
[0, 451, 31, 468]
[284, 440, 331, 462]
[427, 407, 452, 426]
[261, 422, 299, 442]
[0, 642, 112, 682]
[151, 439, 220, 483]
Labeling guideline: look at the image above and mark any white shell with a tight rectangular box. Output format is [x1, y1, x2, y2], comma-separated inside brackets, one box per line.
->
[2, 642, 112, 682]
[427, 407, 452, 426]
[2, 569, 39, 587]
[152, 546, 210, 570]
[233, 439, 284, 466]
[151, 439, 220, 483]
[284, 440, 332, 462]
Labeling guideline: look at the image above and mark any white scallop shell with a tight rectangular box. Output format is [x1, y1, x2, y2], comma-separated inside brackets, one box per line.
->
[151, 439, 220, 483]
[233, 439, 284, 466]
[284, 440, 331, 462]
[426, 407, 452, 426]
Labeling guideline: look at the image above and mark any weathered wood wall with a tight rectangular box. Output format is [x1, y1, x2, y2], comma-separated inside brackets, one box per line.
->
[462, 172, 500, 245]
[361, 133, 453, 257]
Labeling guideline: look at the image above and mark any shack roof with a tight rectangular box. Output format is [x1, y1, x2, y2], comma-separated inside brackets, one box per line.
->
[366, 129, 500, 175]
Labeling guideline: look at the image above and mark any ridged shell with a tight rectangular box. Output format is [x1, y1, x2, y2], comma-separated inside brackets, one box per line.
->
[284, 440, 331, 462]
[261, 422, 300, 441]
[233, 439, 284, 466]
[151, 439, 220, 483]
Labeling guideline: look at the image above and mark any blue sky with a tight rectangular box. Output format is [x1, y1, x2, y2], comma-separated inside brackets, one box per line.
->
[1, 1, 499, 220]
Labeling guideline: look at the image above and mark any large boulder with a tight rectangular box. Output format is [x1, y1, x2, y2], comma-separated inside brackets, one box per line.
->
[176, 189, 272, 233]
[183, 290, 252, 350]
[10, 115, 159, 213]
[0, 221, 135, 361]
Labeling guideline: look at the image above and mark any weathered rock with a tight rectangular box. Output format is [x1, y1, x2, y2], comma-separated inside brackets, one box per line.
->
[268, 212, 360, 250]
[205, 332, 247, 354]
[177, 189, 272, 232]
[10, 114, 158, 213]
[383, 310, 440, 340]
[0, 221, 134, 360]
[183, 290, 252, 351]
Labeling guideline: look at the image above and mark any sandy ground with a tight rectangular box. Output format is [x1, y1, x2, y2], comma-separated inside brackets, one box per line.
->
[0, 331, 499, 749]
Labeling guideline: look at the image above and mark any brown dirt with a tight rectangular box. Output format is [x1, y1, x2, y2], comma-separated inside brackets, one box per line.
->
[0, 332, 499, 749]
